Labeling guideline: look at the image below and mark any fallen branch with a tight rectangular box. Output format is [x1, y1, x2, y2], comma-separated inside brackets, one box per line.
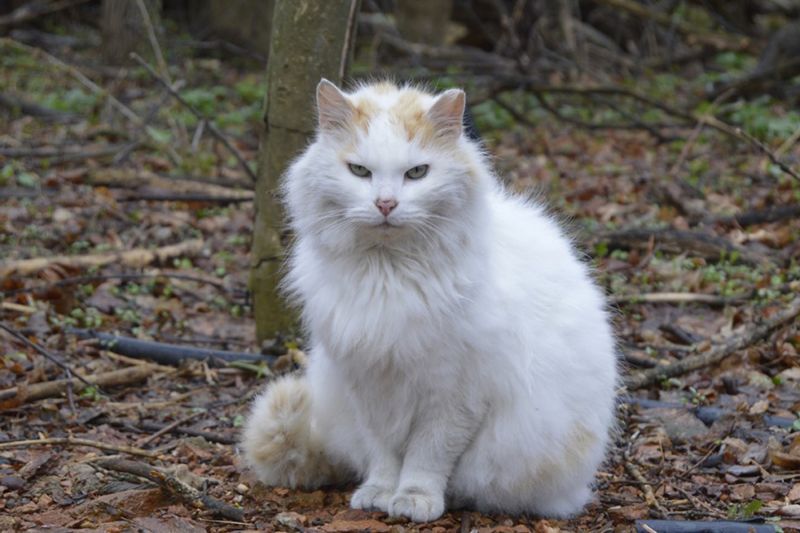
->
[591, 228, 765, 265]
[94, 458, 244, 521]
[0, 144, 128, 160]
[138, 411, 204, 447]
[86, 168, 253, 199]
[0, 365, 155, 405]
[69, 329, 274, 367]
[0, 239, 204, 279]
[611, 292, 744, 306]
[0, 0, 90, 29]
[0, 437, 158, 458]
[635, 520, 774, 533]
[95, 417, 237, 445]
[1, 271, 243, 299]
[130, 53, 256, 182]
[115, 191, 254, 204]
[713, 204, 800, 227]
[624, 452, 665, 516]
[626, 297, 800, 390]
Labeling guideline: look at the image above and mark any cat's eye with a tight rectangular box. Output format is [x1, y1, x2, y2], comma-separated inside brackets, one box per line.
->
[348, 163, 372, 178]
[405, 164, 429, 180]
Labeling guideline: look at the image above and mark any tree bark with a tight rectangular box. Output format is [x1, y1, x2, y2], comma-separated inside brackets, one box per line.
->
[101, 0, 162, 65]
[251, 0, 361, 342]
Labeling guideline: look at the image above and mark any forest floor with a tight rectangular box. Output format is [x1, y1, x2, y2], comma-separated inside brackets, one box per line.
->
[2, 23, 800, 533]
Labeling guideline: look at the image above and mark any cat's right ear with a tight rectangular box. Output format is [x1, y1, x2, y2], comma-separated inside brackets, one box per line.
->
[317, 79, 354, 132]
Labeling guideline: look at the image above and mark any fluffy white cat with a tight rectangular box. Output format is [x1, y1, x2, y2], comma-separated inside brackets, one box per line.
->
[241, 79, 618, 523]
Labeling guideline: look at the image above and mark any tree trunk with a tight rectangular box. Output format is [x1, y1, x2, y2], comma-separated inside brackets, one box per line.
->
[251, 0, 361, 343]
[101, 0, 162, 65]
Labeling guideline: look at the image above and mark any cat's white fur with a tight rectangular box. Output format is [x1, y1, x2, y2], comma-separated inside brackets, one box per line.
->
[242, 80, 618, 522]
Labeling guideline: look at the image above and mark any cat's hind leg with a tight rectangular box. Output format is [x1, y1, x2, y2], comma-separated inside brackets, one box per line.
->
[241, 374, 342, 488]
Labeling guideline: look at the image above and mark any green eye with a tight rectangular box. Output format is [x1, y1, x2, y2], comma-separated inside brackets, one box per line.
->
[405, 164, 429, 180]
[348, 163, 371, 178]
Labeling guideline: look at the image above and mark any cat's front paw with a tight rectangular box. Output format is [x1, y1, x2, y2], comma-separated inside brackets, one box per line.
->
[351, 483, 394, 512]
[388, 488, 445, 522]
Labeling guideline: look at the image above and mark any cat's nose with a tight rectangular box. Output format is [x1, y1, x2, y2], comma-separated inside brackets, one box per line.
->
[375, 198, 398, 216]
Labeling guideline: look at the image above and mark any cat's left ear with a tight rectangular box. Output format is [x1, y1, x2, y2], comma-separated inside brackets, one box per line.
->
[427, 89, 466, 140]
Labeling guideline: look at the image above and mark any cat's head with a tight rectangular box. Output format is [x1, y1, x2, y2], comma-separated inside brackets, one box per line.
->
[285, 80, 486, 252]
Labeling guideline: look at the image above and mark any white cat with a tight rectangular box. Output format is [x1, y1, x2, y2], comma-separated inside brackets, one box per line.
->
[242, 79, 618, 523]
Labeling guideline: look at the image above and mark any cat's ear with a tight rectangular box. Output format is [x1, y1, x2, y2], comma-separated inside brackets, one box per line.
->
[317, 79, 354, 132]
[427, 89, 466, 140]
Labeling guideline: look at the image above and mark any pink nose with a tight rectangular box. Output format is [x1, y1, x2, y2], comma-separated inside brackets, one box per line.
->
[376, 198, 398, 216]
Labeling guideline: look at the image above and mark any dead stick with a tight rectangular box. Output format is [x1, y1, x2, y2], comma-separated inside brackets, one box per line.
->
[0, 0, 91, 29]
[0, 239, 203, 278]
[138, 410, 204, 447]
[624, 452, 664, 515]
[626, 297, 800, 390]
[95, 458, 244, 521]
[0, 365, 154, 404]
[130, 53, 257, 182]
[611, 292, 744, 305]
[0, 437, 158, 458]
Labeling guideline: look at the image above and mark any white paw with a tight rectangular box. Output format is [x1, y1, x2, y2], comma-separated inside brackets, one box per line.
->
[351, 483, 394, 512]
[388, 488, 445, 522]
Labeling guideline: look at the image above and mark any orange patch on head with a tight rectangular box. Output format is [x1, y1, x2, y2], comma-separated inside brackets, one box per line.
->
[389, 90, 437, 145]
[351, 96, 378, 132]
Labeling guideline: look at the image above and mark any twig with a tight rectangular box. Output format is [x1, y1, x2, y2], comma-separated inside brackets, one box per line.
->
[611, 292, 744, 305]
[0, 437, 158, 458]
[134, 0, 170, 85]
[635, 520, 775, 533]
[0, 144, 128, 160]
[95, 417, 236, 445]
[0, 322, 95, 391]
[624, 452, 665, 516]
[130, 53, 257, 182]
[115, 191, 254, 204]
[697, 114, 800, 182]
[626, 296, 800, 389]
[1, 271, 243, 298]
[712, 204, 800, 227]
[0, 0, 90, 29]
[69, 329, 274, 367]
[0, 239, 204, 279]
[94, 458, 244, 521]
[0, 365, 155, 405]
[138, 410, 204, 447]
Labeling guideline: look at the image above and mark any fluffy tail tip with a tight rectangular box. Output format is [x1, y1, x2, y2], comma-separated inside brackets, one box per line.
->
[240, 374, 334, 488]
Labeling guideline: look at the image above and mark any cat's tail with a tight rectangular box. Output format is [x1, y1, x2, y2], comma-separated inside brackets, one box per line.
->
[241, 374, 340, 489]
